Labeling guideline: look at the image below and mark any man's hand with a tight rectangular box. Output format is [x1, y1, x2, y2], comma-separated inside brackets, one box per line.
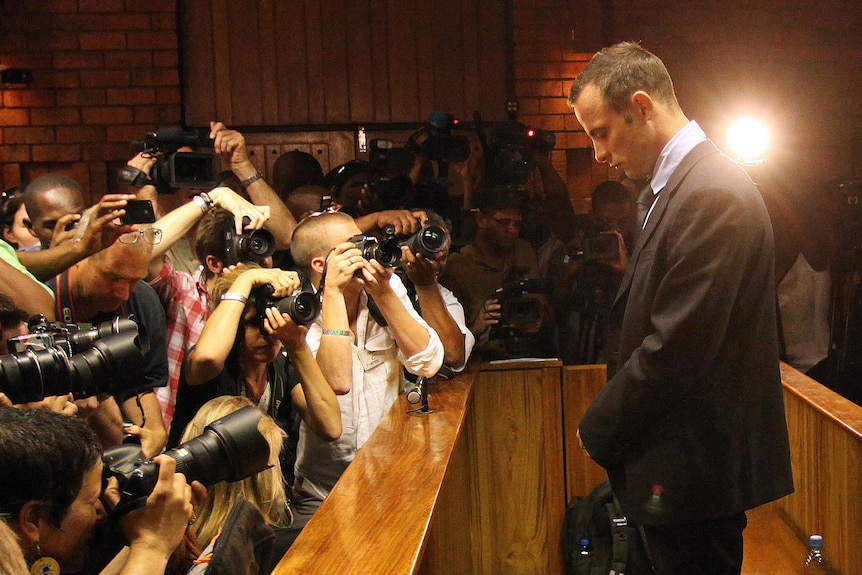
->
[263, 306, 308, 350]
[372, 210, 427, 236]
[470, 297, 501, 339]
[207, 186, 270, 235]
[597, 231, 630, 273]
[76, 194, 138, 257]
[49, 213, 83, 248]
[357, 257, 395, 298]
[400, 247, 440, 286]
[210, 121, 254, 174]
[323, 242, 364, 294]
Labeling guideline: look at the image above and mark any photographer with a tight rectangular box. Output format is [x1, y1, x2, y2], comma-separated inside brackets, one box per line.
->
[168, 264, 341, 450]
[0, 408, 203, 575]
[551, 180, 635, 365]
[288, 211, 443, 525]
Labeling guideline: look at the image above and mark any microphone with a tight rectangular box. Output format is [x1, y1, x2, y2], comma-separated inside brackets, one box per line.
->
[406, 376, 425, 404]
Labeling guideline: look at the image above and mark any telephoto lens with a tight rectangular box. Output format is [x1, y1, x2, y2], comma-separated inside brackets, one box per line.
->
[401, 225, 450, 259]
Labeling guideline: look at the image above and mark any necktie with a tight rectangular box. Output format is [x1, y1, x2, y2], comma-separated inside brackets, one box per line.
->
[636, 183, 657, 230]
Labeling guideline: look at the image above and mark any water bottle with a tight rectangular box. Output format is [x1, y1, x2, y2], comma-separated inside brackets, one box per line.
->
[803, 534, 828, 574]
[575, 538, 594, 572]
[578, 538, 592, 558]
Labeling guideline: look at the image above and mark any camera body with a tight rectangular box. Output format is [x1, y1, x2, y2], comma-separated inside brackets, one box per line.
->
[1, 316, 149, 404]
[102, 405, 271, 515]
[349, 224, 451, 269]
[486, 122, 556, 186]
[124, 127, 217, 194]
[223, 216, 277, 266]
[581, 234, 620, 260]
[250, 272, 320, 327]
[408, 111, 471, 165]
[490, 278, 552, 357]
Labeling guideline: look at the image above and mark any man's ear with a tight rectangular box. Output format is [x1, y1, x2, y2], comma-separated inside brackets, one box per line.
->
[16, 500, 45, 546]
[311, 254, 326, 276]
[204, 255, 225, 276]
[631, 91, 654, 121]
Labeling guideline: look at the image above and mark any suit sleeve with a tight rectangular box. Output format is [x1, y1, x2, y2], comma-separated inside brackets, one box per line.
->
[579, 185, 765, 467]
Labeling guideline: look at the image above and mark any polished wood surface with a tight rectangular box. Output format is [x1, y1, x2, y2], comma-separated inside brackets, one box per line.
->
[561, 365, 608, 499]
[775, 362, 862, 575]
[274, 373, 475, 575]
[741, 502, 808, 575]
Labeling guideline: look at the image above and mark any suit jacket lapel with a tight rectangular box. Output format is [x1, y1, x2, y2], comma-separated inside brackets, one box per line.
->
[612, 140, 721, 308]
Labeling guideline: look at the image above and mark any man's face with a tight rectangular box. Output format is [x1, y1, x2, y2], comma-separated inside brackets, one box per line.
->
[573, 84, 656, 181]
[76, 248, 149, 313]
[28, 187, 86, 248]
[593, 201, 635, 237]
[478, 208, 523, 252]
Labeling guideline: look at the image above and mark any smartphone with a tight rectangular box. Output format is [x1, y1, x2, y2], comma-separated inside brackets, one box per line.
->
[121, 199, 156, 225]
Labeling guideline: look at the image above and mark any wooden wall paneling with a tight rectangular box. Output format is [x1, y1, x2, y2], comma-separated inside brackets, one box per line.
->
[244, 144, 266, 175]
[275, 1, 311, 124]
[227, 2, 264, 125]
[181, 0, 217, 125]
[211, 0, 234, 123]
[431, 0, 466, 117]
[414, 0, 436, 120]
[418, 427, 475, 575]
[319, 0, 350, 123]
[369, 1, 391, 123]
[303, 0, 326, 123]
[778, 390, 821, 540]
[460, 2, 481, 117]
[344, 1, 375, 123]
[561, 365, 609, 500]
[820, 419, 862, 575]
[468, 362, 565, 575]
[476, 0, 509, 121]
[387, 0, 419, 121]
[310, 143, 332, 174]
[257, 0, 279, 125]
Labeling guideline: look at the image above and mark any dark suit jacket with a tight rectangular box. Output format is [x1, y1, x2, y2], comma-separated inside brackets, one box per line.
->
[579, 140, 794, 525]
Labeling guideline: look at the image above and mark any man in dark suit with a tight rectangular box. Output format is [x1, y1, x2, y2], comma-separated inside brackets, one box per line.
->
[568, 42, 793, 574]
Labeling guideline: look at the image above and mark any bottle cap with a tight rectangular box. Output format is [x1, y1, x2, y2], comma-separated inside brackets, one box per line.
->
[809, 534, 824, 548]
[579, 538, 590, 546]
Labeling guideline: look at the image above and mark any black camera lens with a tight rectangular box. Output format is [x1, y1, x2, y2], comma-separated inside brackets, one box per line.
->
[274, 292, 320, 326]
[0, 347, 69, 404]
[403, 225, 449, 258]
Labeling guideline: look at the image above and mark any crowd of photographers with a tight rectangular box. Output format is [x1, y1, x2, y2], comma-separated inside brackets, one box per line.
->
[0, 115, 634, 575]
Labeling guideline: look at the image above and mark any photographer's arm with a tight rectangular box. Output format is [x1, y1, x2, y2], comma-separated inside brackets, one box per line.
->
[210, 121, 296, 249]
[146, 187, 270, 279]
[0, 248, 55, 319]
[18, 194, 136, 281]
[353, 210, 428, 236]
[120, 393, 167, 459]
[314, 244, 359, 395]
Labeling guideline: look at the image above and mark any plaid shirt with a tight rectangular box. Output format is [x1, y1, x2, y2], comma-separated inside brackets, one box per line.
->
[148, 257, 211, 428]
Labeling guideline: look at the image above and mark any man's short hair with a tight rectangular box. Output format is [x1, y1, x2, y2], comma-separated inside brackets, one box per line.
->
[592, 181, 634, 207]
[568, 41, 679, 114]
[289, 211, 354, 272]
[476, 185, 525, 216]
[0, 408, 101, 527]
[194, 207, 234, 265]
[23, 173, 82, 219]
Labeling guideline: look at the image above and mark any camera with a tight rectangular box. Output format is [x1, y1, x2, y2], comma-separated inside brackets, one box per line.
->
[223, 216, 277, 266]
[408, 111, 471, 165]
[581, 234, 620, 260]
[480, 119, 556, 187]
[250, 272, 320, 327]
[349, 229, 402, 268]
[122, 127, 217, 194]
[102, 405, 272, 515]
[400, 224, 450, 259]
[490, 278, 552, 357]
[0, 316, 149, 404]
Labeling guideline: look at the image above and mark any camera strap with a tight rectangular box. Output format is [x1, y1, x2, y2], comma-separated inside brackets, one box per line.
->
[54, 268, 127, 326]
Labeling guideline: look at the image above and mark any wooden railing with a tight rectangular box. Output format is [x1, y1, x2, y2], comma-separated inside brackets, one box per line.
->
[272, 360, 862, 575]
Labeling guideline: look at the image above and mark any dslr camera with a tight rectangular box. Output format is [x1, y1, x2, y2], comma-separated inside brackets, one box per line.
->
[490, 278, 552, 357]
[349, 223, 451, 269]
[250, 272, 320, 327]
[407, 111, 471, 165]
[0, 316, 149, 404]
[102, 405, 271, 515]
[484, 121, 556, 187]
[121, 127, 217, 194]
[223, 216, 277, 266]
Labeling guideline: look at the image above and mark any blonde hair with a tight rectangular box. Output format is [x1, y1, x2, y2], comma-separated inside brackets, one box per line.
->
[210, 263, 262, 309]
[0, 517, 27, 575]
[180, 396, 289, 546]
[289, 211, 354, 273]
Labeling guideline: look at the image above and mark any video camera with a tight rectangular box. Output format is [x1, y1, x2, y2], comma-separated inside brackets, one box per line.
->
[102, 405, 271, 516]
[0, 316, 149, 404]
[349, 223, 451, 269]
[250, 272, 320, 327]
[490, 278, 552, 357]
[486, 121, 556, 186]
[223, 216, 277, 266]
[121, 127, 218, 194]
[408, 111, 471, 165]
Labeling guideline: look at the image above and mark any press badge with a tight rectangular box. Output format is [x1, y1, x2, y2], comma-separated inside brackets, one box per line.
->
[357, 348, 384, 371]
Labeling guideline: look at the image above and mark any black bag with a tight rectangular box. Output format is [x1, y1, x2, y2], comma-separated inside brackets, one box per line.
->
[563, 480, 654, 575]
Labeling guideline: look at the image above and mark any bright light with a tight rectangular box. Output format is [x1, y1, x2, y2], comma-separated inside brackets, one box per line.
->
[727, 117, 769, 164]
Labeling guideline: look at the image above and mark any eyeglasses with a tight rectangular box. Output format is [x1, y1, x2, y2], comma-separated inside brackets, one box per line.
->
[487, 215, 523, 229]
[119, 228, 163, 245]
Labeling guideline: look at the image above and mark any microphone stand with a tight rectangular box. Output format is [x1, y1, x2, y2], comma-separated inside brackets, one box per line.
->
[406, 375, 435, 414]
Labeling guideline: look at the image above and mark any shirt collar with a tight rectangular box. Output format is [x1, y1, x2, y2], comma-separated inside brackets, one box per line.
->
[650, 120, 707, 195]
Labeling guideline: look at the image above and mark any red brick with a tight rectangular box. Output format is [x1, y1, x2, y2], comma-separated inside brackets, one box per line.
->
[107, 125, 147, 143]
[130, 69, 179, 87]
[4, 127, 56, 145]
[80, 69, 131, 88]
[155, 88, 181, 106]
[539, 97, 573, 115]
[56, 126, 107, 144]
[156, 106, 182, 125]
[106, 88, 156, 106]
[153, 50, 179, 68]
[53, 13, 151, 31]
[104, 51, 154, 69]
[0, 109, 30, 126]
[132, 106, 159, 124]
[56, 89, 107, 107]
[32, 144, 82, 163]
[26, 0, 78, 13]
[31, 108, 82, 126]
[78, 0, 125, 12]
[516, 79, 565, 98]
[517, 98, 542, 115]
[83, 142, 134, 162]
[40, 70, 81, 89]
[3, 90, 56, 108]
[124, 0, 177, 13]
[151, 12, 177, 30]
[126, 31, 178, 50]
[54, 51, 104, 69]
[564, 114, 584, 131]
[82, 107, 134, 125]
[29, 31, 79, 50]
[80, 32, 128, 51]
[0, 145, 31, 163]
[3, 33, 29, 52]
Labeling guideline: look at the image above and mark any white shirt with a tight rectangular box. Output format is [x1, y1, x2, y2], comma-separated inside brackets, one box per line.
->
[293, 274, 444, 503]
[438, 283, 476, 373]
[643, 120, 707, 227]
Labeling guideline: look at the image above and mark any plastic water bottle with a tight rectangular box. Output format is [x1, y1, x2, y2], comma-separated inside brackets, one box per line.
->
[578, 538, 592, 558]
[803, 535, 828, 574]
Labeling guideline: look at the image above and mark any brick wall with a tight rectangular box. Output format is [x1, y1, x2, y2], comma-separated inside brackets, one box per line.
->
[0, 0, 181, 201]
